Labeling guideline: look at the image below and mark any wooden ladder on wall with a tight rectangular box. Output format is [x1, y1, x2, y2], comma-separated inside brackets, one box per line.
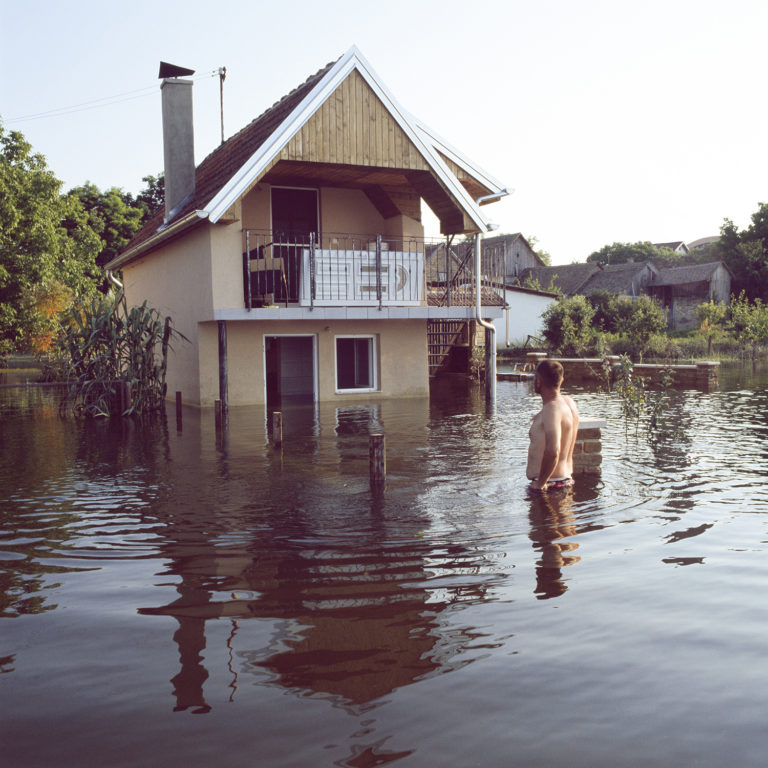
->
[427, 320, 469, 377]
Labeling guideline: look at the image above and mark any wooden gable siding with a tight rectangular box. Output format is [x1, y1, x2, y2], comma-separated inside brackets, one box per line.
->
[437, 152, 492, 201]
[279, 70, 429, 171]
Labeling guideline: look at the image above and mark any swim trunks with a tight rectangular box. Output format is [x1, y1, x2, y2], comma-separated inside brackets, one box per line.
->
[531, 476, 574, 490]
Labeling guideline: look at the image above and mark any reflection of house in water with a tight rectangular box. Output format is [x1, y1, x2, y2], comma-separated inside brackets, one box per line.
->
[141, 528, 492, 712]
[140, 401, 497, 713]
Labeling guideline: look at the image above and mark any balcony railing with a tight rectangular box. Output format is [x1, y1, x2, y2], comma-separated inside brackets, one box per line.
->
[242, 230, 506, 310]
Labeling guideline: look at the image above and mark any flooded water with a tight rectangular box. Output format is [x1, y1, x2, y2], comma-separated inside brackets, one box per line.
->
[2, 364, 768, 767]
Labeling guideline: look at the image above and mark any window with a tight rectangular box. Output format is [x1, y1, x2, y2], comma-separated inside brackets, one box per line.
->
[335, 336, 377, 392]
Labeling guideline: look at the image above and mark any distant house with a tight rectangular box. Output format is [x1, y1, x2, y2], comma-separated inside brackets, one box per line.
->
[480, 233, 545, 278]
[519, 259, 734, 331]
[687, 236, 719, 252]
[518, 261, 658, 298]
[579, 262, 660, 298]
[646, 261, 732, 330]
[518, 262, 597, 296]
[106, 47, 508, 406]
[492, 284, 558, 349]
[654, 241, 690, 255]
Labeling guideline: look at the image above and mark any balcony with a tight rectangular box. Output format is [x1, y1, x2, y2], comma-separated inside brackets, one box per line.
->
[242, 231, 507, 313]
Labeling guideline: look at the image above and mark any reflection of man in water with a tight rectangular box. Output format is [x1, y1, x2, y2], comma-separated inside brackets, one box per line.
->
[527, 360, 579, 491]
[528, 490, 581, 599]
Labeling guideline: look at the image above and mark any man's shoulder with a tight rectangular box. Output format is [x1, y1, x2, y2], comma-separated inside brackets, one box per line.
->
[562, 394, 579, 412]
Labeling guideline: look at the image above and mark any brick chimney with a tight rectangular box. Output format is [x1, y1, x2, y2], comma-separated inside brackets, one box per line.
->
[161, 77, 195, 223]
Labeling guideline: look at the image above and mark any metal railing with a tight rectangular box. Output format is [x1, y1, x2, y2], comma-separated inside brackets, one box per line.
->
[242, 230, 506, 310]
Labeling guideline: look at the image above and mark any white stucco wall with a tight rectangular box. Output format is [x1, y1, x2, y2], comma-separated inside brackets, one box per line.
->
[493, 288, 556, 348]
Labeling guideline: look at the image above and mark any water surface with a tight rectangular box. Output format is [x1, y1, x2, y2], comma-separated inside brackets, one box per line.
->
[2, 367, 768, 767]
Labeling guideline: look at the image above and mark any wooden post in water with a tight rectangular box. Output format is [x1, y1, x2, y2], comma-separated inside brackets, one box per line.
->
[272, 411, 283, 448]
[118, 380, 132, 415]
[175, 391, 182, 428]
[218, 321, 228, 416]
[214, 399, 222, 432]
[369, 433, 386, 488]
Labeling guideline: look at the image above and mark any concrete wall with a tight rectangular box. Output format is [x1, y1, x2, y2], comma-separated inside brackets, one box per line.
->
[493, 288, 555, 348]
[122, 224, 214, 404]
[524, 353, 719, 390]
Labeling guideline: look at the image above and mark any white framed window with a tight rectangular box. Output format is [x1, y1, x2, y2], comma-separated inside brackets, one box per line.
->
[335, 335, 378, 393]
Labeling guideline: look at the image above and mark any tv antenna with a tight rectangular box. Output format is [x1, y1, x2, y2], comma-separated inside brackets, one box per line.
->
[218, 67, 226, 145]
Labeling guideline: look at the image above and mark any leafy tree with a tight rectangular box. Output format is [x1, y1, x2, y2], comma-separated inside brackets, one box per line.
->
[728, 291, 768, 355]
[696, 300, 728, 356]
[717, 203, 768, 300]
[586, 241, 683, 267]
[526, 234, 551, 266]
[134, 173, 164, 217]
[541, 294, 595, 356]
[68, 183, 144, 268]
[588, 290, 621, 332]
[613, 295, 667, 360]
[20, 280, 74, 354]
[0, 124, 100, 358]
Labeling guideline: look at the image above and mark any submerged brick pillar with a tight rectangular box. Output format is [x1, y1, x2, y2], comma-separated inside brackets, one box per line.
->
[526, 351, 547, 370]
[573, 418, 606, 475]
[696, 361, 719, 389]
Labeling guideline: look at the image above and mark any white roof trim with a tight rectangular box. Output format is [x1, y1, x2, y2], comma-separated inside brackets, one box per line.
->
[409, 114, 507, 195]
[204, 45, 503, 231]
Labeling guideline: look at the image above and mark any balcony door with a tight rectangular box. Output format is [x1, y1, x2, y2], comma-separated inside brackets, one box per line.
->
[271, 187, 318, 302]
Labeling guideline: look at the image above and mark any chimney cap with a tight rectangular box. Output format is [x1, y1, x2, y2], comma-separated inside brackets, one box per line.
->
[158, 61, 195, 78]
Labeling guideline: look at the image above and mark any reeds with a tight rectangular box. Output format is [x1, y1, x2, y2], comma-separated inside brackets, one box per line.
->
[59, 295, 185, 418]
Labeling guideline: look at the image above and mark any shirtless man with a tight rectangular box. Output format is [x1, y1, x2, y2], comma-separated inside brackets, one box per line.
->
[526, 360, 580, 491]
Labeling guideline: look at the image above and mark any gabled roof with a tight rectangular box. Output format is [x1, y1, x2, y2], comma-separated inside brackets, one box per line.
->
[654, 241, 689, 254]
[651, 261, 727, 287]
[481, 232, 546, 268]
[518, 263, 598, 295]
[580, 262, 657, 296]
[112, 46, 507, 268]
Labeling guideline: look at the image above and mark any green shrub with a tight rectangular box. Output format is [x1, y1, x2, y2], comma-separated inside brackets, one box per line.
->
[541, 295, 596, 356]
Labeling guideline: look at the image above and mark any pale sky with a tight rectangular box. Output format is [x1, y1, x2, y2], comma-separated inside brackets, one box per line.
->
[2, 0, 766, 265]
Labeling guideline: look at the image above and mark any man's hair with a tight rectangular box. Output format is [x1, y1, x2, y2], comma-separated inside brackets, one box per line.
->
[536, 359, 564, 389]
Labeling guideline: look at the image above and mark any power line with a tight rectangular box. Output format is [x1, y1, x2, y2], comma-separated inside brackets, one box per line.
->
[5, 71, 219, 124]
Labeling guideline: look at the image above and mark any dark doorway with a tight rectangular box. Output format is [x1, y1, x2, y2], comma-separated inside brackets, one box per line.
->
[271, 188, 319, 302]
[265, 335, 316, 407]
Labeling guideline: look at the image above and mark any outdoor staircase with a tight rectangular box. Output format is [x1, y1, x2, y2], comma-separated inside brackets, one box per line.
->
[427, 320, 470, 377]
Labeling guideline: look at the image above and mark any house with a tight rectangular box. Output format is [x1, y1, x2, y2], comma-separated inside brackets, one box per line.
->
[492, 284, 558, 348]
[107, 47, 508, 407]
[518, 261, 659, 299]
[654, 241, 690, 255]
[480, 233, 545, 278]
[687, 236, 719, 252]
[579, 262, 660, 298]
[646, 261, 732, 330]
[517, 262, 596, 296]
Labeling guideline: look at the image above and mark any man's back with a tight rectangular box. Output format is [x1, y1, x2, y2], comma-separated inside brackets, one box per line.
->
[527, 394, 579, 481]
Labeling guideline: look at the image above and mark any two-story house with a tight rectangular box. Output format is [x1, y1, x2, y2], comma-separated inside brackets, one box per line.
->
[107, 47, 508, 408]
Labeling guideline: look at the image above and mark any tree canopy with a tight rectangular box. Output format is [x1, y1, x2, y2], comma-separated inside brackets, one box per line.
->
[68, 182, 145, 268]
[0, 124, 100, 356]
[716, 203, 768, 300]
[586, 241, 684, 267]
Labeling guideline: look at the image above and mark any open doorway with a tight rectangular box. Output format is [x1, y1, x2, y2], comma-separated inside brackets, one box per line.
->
[264, 335, 317, 408]
[271, 187, 319, 302]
